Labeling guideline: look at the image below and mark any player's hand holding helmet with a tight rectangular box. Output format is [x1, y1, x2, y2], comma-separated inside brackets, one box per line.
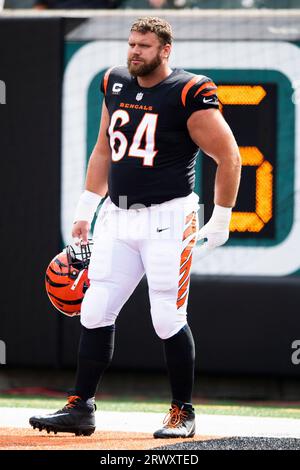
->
[197, 204, 232, 257]
[45, 242, 93, 317]
[72, 221, 90, 245]
[45, 189, 103, 316]
[72, 190, 103, 245]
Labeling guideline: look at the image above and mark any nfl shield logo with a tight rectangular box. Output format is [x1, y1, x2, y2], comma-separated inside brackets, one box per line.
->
[136, 92, 143, 101]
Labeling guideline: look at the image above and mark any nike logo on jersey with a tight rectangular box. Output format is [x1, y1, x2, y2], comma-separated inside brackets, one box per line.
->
[156, 227, 170, 232]
[203, 97, 216, 103]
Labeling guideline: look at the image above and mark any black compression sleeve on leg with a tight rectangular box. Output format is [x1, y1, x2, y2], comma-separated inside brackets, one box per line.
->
[74, 324, 115, 401]
[163, 324, 195, 404]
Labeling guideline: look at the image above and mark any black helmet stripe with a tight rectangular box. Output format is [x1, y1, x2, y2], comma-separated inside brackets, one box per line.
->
[45, 274, 69, 288]
[48, 265, 70, 277]
[48, 292, 83, 305]
[55, 258, 68, 268]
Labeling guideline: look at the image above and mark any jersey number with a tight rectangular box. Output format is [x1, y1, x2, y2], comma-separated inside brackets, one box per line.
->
[108, 110, 158, 167]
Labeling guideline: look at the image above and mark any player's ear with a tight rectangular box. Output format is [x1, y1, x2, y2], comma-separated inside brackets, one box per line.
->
[162, 43, 171, 59]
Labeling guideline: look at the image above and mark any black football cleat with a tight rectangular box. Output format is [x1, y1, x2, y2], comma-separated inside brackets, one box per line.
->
[153, 400, 196, 438]
[29, 395, 96, 436]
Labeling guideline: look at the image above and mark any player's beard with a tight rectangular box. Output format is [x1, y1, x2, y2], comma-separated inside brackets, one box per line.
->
[127, 53, 162, 77]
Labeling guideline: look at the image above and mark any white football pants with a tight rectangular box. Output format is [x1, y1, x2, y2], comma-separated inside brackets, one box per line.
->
[80, 192, 199, 339]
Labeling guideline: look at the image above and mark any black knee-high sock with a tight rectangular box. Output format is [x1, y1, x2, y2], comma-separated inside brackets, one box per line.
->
[163, 324, 195, 404]
[74, 324, 115, 401]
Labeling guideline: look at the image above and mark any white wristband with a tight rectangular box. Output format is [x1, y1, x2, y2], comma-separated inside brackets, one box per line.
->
[210, 204, 232, 231]
[73, 190, 102, 224]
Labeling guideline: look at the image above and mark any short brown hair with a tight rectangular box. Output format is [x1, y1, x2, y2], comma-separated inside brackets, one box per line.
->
[130, 17, 173, 46]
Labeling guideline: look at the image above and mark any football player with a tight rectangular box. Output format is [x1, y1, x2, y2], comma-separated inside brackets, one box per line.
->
[30, 16, 241, 438]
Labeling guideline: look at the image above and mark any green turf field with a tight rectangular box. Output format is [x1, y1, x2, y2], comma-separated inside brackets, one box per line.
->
[0, 395, 300, 419]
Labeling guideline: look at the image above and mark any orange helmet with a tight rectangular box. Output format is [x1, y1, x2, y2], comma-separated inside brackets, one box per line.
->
[45, 243, 92, 317]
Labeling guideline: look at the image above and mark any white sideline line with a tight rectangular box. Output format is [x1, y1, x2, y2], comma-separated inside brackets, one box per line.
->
[1, 408, 300, 439]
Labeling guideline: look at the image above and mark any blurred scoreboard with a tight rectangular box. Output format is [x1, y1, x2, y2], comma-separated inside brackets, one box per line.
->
[200, 77, 290, 244]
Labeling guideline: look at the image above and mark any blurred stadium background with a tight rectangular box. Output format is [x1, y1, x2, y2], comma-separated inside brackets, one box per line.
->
[0, 1, 300, 403]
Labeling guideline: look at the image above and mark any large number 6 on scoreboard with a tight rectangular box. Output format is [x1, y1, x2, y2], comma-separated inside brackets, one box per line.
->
[217, 85, 274, 233]
[108, 109, 158, 166]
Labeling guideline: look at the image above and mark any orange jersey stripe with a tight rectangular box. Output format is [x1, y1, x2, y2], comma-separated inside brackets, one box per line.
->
[183, 215, 197, 242]
[179, 256, 193, 289]
[177, 276, 190, 301]
[180, 249, 193, 275]
[183, 211, 197, 242]
[183, 224, 196, 242]
[177, 291, 188, 309]
[176, 213, 198, 310]
[185, 212, 194, 225]
[103, 67, 114, 95]
[183, 224, 194, 242]
[176, 256, 193, 309]
[180, 245, 192, 272]
[193, 81, 217, 99]
[181, 76, 202, 107]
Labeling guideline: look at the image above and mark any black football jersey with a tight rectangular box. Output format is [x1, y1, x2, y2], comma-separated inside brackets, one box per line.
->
[100, 66, 219, 208]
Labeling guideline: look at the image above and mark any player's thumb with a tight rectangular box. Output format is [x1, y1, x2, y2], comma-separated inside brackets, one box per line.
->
[197, 224, 208, 241]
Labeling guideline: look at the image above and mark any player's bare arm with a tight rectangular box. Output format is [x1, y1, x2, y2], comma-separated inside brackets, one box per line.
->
[72, 101, 111, 243]
[187, 107, 241, 207]
[187, 108, 242, 249]
[85, 101, 111, 196]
